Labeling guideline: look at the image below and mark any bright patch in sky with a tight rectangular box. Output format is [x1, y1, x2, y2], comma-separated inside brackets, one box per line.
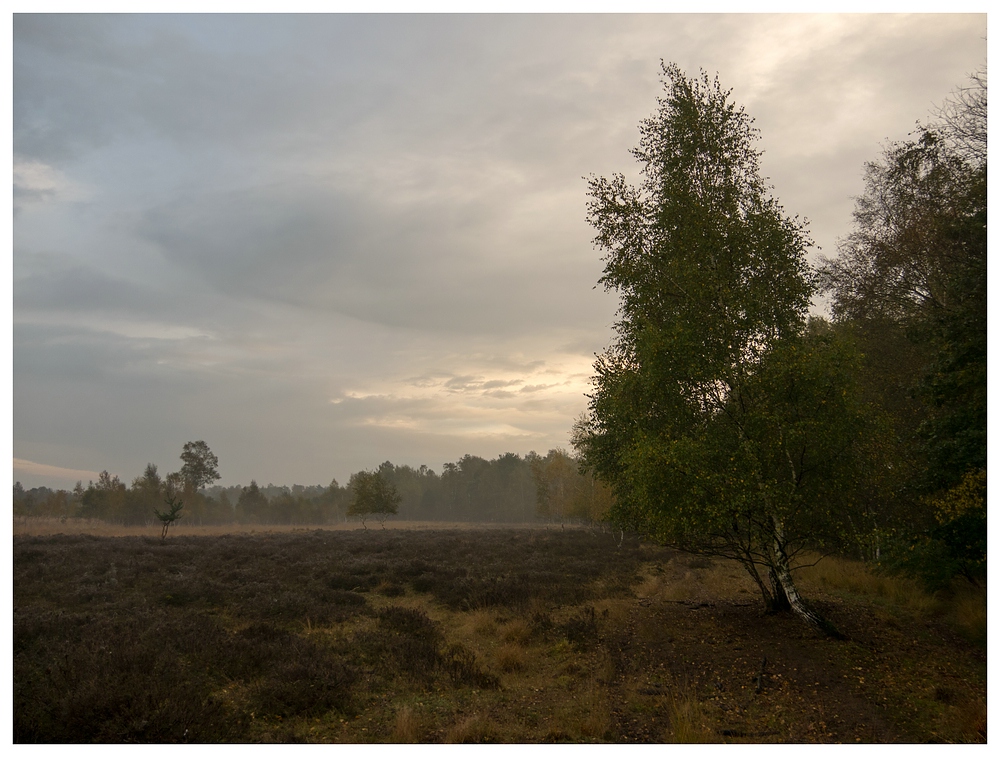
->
[13, 458, 100, 484]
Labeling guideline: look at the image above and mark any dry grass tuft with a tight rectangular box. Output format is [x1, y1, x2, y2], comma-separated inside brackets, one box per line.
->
[666, 690, 714, 743]
[501, 617, 532, 645]
[636, 568, 697, 602]
[391, 705, 424, 743]
[494, 642, 527, 672]
[699, 563, 756, 597]
[800, 553, 986, 649]
[948, 588, 987, 645]
[957, 697, 987, 742]
[635, 559, 755, 604]
[577, 685, 611, 740]
[465, 609, 499, 637]
[446, 714, 497, 743]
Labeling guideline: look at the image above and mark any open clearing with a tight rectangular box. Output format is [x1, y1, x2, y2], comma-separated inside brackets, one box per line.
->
[13, 524, 986, 743]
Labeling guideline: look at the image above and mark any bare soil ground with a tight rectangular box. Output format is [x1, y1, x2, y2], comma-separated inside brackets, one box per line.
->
[12, 522, 986, 743]
[600, 557, 986, 743]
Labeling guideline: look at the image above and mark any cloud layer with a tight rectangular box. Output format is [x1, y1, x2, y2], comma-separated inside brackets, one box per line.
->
[12, 13, 987, 488]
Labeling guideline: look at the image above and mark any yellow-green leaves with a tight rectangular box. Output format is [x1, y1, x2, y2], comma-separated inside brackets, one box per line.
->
[578, 64, 873, 618]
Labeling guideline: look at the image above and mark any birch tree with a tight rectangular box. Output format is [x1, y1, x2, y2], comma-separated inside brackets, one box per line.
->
[576, 63, 873, 635]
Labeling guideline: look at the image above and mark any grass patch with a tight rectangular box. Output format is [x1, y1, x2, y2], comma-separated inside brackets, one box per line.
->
[446, 714, 499, 743]
[666, 689, 714, 743]
[391, 705, 425, 743]
[797, 555, 942, 614]
[944, 584, 988, 646]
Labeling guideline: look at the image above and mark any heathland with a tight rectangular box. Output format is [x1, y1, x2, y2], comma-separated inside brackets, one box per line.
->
[13, 523, 985, 743]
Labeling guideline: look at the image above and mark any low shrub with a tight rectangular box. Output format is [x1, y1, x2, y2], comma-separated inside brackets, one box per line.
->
[247, 654, 356, 718]
[355, 607, 444, 683]
[562, 606, 599, 649]
[14, 611, 245, 743]
[441, 644, 500, 689]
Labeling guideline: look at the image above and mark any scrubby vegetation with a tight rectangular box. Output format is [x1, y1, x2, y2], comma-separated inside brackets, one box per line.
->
[14, 528, 985, 743]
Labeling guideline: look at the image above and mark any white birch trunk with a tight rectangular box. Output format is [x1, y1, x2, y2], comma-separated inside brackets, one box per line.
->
[772, 516, 845, 638]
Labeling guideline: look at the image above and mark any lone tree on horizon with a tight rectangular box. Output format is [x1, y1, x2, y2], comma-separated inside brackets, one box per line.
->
[347, 470, 401, 530]
[179, 440, 221, 492]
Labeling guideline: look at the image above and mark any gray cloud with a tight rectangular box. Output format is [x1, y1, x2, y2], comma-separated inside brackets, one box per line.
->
[129, 169, 611, 338]
[15, 252, 174, 319]
[12, 13, 986, 489]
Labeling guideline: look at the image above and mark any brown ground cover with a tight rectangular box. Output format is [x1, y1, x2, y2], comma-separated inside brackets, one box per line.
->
[12, 523, 986, 743]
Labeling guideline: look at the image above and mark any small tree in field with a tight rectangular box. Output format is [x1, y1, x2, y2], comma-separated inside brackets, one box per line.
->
[153, 493, 184, 540]
[348, 471, 401, 530]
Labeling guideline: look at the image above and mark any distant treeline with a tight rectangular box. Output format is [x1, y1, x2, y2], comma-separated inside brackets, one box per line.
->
[12, 449, 612, 527]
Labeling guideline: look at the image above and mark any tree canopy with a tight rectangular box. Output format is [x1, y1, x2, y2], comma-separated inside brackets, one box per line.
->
[347, 470, 402, 529]
[818, 68, 986, 585]
[530, 448, 613, 526]
[180, 440, 221, 491]
[576, 63, 873, 634]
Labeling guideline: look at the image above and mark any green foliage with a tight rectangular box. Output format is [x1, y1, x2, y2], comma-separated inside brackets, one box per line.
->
[530, 448, 613, 524]
[820, 128, 985, 494]
[179, 440, 221, 491]
[236, 479, 269, 523]
[435, 454, 537, 522]
[577, 63, 872, 625]
[818, 69, 986, 583]
[884, 469, 987, 589]
[348, 470, 402, 529]
[13, 483, 74, 519]
[153, 493, 184, 540]
[79, 471, 127, 521]
[121, 463, 163, 526]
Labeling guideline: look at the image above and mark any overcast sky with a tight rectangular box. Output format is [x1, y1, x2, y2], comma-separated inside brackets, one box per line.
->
[11, 12, 987, 490]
